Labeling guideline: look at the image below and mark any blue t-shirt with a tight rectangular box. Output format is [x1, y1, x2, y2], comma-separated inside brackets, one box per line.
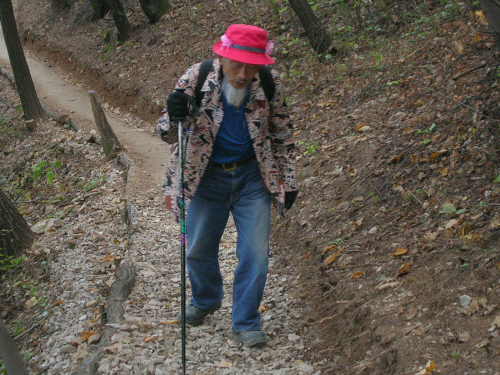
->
[210, 88, 255, 164]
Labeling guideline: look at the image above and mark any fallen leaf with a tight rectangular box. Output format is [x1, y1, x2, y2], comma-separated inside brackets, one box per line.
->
[398, 263, 410, 277]
[143, 336, 158, 343]
[351, 271, 364, 279]
[430, 152, 441, 162]
[353, 217, 365, 230]
[414, 324, 431, 336]
[104, 342, 123, 354]
[324, 248, 343, 266]
[52, 300, 64, 307]
[440, 167, 449, 177]
[476, 338, 490, 348]
[458, 331, 471, 342]
[25, 297, 37, 310]
[258, 305, 272, 312]
[377, 281, 401, 290]
[160, 320, 180, 325]
[91, 315, 101, 323]
[416, 360, 435, 375]
[445, 219, 459, 229]
[406, 306, 418, 320]
[392, 248, 408, 257]
[411, 154, 418, 164]
[355, 123, 367, 131]
[491, 316, 500, 328]
[216, 361, 232, 368]
[104, 253, 115, 262]
[321, 244, 337, 256]
[80, 331, 98, 341]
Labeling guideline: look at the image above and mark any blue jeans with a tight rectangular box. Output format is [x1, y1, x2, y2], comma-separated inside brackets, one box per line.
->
[186, 159, 271, 331]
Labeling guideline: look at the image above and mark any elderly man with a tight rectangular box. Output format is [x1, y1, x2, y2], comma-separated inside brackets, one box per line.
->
[155, 24, 298, 348]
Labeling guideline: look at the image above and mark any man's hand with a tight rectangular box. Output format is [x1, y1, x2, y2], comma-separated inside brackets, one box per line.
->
[167, 90, 191, 120]
[284, 191, 298, 210]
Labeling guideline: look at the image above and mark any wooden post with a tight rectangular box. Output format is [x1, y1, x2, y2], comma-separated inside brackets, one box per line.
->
[87, 90, 121, 159]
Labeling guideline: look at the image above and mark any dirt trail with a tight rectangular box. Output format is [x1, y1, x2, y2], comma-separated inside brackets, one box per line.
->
[0, 28, 169, 188]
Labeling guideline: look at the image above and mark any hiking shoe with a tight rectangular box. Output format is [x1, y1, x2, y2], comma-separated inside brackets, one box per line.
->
[233, 329, 268, 348]
[177, 302, 222, 326]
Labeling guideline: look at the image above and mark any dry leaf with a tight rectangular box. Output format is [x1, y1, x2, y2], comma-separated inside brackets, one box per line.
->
[492, 316, 500, 328]
[104, 342, 123, 354]
[324, 248, 343, 266]
[440, 167, 449, 177]
[430, 152, 440, 162]
[161, 320, 180, 325]
[475, 10, 487, 24]
[445, 219, 459, 229]
[53, 300, 64, 307]
[392, 248, 408, 257]
[104, 253, 115, 262]
[351, 271, 364, 279]
[91, 315, 101, 323]
[355, 123, 367, 131]
[258, 305, 272, 312]
[25, 297, 37, 309]
[416, 360, 435, 375]
[377, 281, 401, 290]
[143, 336, 158, 343]
[353, 217, 365, 230]
[406, 306, 418, 320]
[216, 361, 233, 368]
[303, 251, 310, 260]
[80, 331, 98, 341]
[458, 331, 471, 342]
[321, 244, 337, 256]
[411, 154, 418, 164]
[398, 263, 410, 277]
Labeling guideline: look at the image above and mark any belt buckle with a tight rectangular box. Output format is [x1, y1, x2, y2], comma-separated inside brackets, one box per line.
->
[222, 162, 237, 172]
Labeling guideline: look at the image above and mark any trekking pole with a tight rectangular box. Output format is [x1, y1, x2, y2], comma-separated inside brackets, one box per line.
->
[175, 88, 188, 375]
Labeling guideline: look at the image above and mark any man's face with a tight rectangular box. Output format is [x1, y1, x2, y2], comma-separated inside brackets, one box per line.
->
[221, 58, 261, 90]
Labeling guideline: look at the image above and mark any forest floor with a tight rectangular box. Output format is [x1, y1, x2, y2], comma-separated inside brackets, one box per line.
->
[2, 0, 500, 374]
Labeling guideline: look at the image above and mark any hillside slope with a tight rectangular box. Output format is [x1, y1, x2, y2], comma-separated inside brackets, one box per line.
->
[12, 0, 500, 373]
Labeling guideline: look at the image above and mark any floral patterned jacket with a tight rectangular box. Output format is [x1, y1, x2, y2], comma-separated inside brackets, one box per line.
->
[155, 58, 298, 220]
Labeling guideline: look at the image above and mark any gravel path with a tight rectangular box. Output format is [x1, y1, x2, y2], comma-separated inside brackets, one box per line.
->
[26, 122, 318, 375]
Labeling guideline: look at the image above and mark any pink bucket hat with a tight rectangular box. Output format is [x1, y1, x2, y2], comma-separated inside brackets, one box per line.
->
[213, 24, 275, 65]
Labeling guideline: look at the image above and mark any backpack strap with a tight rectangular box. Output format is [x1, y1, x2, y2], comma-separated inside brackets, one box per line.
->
[258, 65, 275, 103]
[194, 59, 275, 110]
[195, 59, 214, 110]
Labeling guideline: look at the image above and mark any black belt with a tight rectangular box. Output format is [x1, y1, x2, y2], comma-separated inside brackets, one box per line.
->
[209, 157, 255, 172]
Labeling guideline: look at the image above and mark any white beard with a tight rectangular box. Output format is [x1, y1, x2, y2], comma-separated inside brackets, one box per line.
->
[221, 78, 248, 108]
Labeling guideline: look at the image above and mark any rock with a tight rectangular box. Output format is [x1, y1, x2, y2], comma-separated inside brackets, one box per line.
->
[60, 344, 76, 354]
[459, 295, 472, 307]
[31, 218, 62, 234]
[297, 362, 315, 374]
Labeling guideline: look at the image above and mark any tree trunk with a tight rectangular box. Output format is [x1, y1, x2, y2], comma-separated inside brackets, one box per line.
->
[288, 0, 332, 55]
[89, 0, 108, 20]
[0, 320, 29, 375]
[0, 188, 36, 258]
[0, 0, 47, 129]
[106, 0, 131, 42]
[478, 0, 500, 50]
[138, 0, 170, 24]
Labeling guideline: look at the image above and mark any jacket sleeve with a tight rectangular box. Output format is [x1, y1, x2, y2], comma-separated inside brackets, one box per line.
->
[268, 70, 298, 192]
[154, 63, 201, 144]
